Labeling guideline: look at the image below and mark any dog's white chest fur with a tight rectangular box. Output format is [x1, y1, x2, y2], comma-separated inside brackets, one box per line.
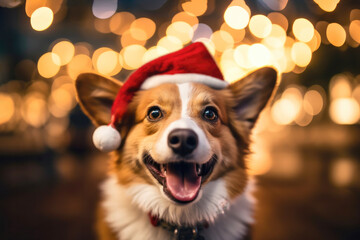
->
[101, 176, 255, 240]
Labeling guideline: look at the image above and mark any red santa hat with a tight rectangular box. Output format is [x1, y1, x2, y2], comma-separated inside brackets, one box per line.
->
[93, 42, 228, 152]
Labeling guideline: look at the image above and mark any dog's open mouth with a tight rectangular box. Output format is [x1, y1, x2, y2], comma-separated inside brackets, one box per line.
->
[143, 154, 216, 203]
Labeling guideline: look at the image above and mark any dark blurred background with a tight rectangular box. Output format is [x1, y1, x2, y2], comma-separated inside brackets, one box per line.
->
[0, 0, 360, 239]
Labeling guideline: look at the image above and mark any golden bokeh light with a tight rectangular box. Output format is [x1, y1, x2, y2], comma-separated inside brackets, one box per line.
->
[224, 6, 250, 30]
[234, 44, 252, 69]
[304, 89, 324, 115]
[291, 42, 312, 67]
[142, 46, 168, 64]
[272, 87, 303, 125]
[0, 93, 15, 125]
[130, 18, 156, 41]
[210, 30, 234, 52]
[306, 29, 322, 52]
[292, 18, 314, 42]
[182, 0, 207, 16]
[30, 7, 54, 31]
[166, 21, 194, 44]
[329, 98, 360, 125]
[37, 52, 61, 78]
[95, 49, 121, 76]
[220, 49, 245, 83]
[25, 0, 63, 17]
[326, 23, 346, 47]
[262, 24, 287, 48]
[331, 158, 356, 187]
[109, 12, 135, 35]
[67, 54, 92, 80]
[52, 40, 75, 66]
[120, 45, 147, 70]
[349, 20, 360, 44]
[330, 75, 352, 99]
[248, 43, 271, 67]
[249, 15, 272, 38]
[267, 12, 288, 31]
[220, 23, 245, 43]
[22, 93, 49, 127]
[172, 11, 199, 27]
[314, 0, 340, 12]
[121, 30, 147, 47]
[51, 87, 76, 113]
[157, 36, 183, 53]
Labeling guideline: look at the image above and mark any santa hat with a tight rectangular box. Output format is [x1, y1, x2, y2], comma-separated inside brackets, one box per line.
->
[93, 42, 228, 152]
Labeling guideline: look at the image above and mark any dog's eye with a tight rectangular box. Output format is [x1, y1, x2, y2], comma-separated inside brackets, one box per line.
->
[202, 107, 218, 122]
[147, 107, 163, 121]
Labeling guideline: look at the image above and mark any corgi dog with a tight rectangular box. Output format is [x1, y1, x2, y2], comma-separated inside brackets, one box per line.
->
[75, 43, 277, 240]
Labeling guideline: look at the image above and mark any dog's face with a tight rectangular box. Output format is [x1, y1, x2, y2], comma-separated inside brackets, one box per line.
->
[75, 67, 276, 222]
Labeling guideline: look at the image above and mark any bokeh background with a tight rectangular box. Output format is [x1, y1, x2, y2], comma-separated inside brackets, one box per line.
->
[0, 0, 360, 239]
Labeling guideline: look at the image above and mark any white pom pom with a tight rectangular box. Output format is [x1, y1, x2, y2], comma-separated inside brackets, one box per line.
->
[92, 125, 121, 152]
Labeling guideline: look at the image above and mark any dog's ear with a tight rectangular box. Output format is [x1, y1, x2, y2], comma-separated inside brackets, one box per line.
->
[75, 73, 122, 126]
[229, 67, 277, 130]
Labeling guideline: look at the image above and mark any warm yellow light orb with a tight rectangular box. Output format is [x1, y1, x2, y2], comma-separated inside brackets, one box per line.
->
[30, 7, 54, 31]
[38, 52, 61, 78]
[329, 98, 360, 125]
[121, 45, 147, 70]
[0, 93, 15, 125]
[292, 18, 314, 42]
[52, 41, 75, 66]
[249, 15, 272, 38]
[224, 6, 250, 30]
[96, 50, 121, 76]
[291, 42, 312, 67]
[248, 43, 271, 67]
[326, 23, 346, 47]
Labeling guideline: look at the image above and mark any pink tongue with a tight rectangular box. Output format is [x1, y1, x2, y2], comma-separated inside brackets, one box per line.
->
[166, 162, 201, 202]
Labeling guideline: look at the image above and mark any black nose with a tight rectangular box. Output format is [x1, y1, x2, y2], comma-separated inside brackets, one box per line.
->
[168, 129, 198, 156]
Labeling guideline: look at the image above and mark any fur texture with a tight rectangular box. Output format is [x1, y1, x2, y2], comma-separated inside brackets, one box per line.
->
[75, 67, 277, 240]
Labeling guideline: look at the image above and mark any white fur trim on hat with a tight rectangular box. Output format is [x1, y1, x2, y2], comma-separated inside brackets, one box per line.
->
[92, 125, 121, 152]
[140, 73, 229, 90]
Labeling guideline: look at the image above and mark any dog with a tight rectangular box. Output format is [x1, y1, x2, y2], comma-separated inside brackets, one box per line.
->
[75, 43, 277, 240]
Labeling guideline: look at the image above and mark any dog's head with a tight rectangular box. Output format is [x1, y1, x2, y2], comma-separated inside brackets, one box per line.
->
[75, 67, 277, 224]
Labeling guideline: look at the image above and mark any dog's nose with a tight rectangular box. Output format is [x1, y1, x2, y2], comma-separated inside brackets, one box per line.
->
[168, 129, 198, 156]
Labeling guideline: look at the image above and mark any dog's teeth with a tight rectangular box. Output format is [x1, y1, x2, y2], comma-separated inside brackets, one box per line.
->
[160, 164, 166, 175]
[196, 164, 202, 176]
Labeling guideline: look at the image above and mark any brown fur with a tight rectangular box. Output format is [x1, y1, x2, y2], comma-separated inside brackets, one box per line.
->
[75, 67, 277, 239]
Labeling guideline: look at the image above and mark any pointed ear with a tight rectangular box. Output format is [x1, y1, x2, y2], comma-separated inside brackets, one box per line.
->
[229, 67, 277, 130]
[75, 73, 122, 126]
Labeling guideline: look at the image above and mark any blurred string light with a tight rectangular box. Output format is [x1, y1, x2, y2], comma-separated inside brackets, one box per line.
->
[52, 40, 75, 66]
[182, 0, 208, 17]
[30, 7, 54, 31]
[292, 18, 314, 42]
[249, 15, 272, 38]
[92, 0, 117, 19]
[224, 2, 250, 30]
[0, 93, 15, 125]
[331, 158, 357, 187]
[329, 74, 360, 125]
[314, 0, 340, 12]
[326, 23, 346, 47]
[37, 52, 60, 78]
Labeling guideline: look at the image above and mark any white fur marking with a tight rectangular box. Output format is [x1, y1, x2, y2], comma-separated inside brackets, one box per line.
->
[101, 176, 255, 240]
[154, 83, 212, 164]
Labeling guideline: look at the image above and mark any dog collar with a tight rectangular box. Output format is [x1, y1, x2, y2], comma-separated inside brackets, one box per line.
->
[148, 213, 208, 240]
